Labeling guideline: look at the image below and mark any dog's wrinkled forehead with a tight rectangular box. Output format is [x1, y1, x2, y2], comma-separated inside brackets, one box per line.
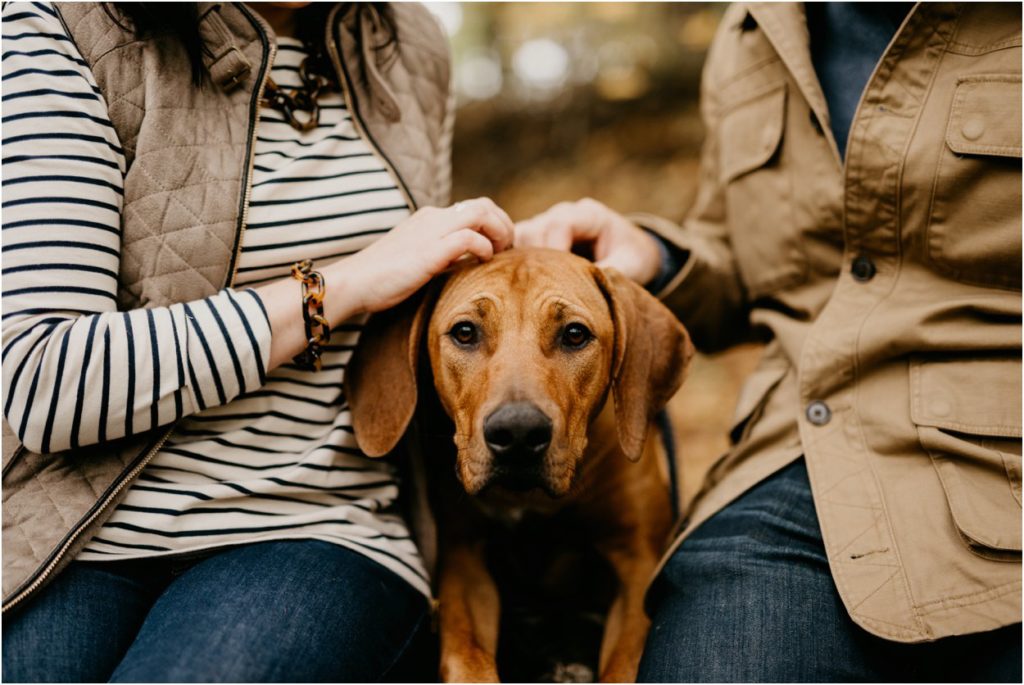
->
[431, 249, 612, 329]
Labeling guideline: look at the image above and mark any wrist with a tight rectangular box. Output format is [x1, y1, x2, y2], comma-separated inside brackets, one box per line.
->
[324, 258, 365, 323]
[629, 223, 663, 286]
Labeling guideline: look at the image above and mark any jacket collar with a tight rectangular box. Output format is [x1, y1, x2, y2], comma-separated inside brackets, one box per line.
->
[194, 1, 399, 121]
[197, 3, 258, 92]
[332, 3, 402, 122]
[747, 2, 923, 165]
[745, 4, 830, 134]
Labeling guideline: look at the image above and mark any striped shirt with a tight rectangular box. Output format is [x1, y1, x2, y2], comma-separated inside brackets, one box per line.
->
[1, 3, 428, 596]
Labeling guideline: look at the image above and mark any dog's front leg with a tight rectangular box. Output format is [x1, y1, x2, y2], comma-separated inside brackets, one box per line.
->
[439, 540, 501, 682]
[596, 540, 661, 683]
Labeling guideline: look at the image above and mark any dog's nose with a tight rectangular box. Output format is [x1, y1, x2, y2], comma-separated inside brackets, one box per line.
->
[483, 402, 552, 458]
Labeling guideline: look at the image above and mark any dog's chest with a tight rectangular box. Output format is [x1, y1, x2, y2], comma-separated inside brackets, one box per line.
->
[468, 497, 561, 528]
[482, 503, 529, 528]
[477, 505, 616, 683]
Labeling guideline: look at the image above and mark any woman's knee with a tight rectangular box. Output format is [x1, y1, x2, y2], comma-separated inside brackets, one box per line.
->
[109, 541, 429, 682]
[2, 563, 153, 683]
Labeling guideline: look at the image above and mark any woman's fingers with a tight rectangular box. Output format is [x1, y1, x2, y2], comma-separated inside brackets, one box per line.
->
[474, 197, 514, 235]
[446, 198, 513, 252]
[442, 227, 495, 264]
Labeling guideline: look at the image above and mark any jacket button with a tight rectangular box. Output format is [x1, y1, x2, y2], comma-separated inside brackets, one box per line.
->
[851, 254, 876, 282]
[806, 401, 831, 426]
[962, 119, 985, 141]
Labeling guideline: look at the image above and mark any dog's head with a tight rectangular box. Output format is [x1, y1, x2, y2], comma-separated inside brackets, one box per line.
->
[348, 248, 693, 498]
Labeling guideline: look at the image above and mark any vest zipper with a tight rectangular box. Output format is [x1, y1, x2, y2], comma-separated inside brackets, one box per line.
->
[2, 445, 25, 479]
[2, 428, 174, 614]
[328, 11, 445, 613]
[230, 4, 276, 287]
[326, 16, 419, 212]
[3, 7, 276, 615]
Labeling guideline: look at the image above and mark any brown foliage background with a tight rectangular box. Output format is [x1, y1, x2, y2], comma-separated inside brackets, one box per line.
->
[440, 2, 762, 506]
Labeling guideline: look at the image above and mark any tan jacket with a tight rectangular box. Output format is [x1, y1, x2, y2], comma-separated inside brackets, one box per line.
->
[643, 2, 1021, 642]
[2, 1, 452, 613]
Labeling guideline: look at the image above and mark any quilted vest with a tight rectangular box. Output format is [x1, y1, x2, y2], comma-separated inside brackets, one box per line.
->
[2, 1, 451, 612]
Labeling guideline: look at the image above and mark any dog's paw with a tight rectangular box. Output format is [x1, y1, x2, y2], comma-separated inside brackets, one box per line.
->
[546, 662, 595, 683]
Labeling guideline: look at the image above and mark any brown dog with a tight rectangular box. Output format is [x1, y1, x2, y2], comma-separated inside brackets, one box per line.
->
[348, 248, 693, 682]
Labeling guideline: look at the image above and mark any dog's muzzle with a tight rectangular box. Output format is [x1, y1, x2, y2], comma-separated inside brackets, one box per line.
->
[482, 402, 552, 490]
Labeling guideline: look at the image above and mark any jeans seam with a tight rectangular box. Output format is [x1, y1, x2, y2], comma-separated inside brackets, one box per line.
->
[376, 606, 431, 682]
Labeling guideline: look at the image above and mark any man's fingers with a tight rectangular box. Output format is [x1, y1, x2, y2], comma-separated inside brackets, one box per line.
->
[515, 201, 606, 250]
[540, 222, 574, 251]
[550, 201, 605, 242]
[514, 218, 546, 248]
[594, 255, 626, 273]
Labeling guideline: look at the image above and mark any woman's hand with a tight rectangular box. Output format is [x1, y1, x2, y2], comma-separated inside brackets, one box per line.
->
[515, 198, 662, 286]
[259, 197, 513, 370]
[337, 197, 514, 316]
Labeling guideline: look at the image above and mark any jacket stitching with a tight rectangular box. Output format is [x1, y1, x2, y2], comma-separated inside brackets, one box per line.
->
[851, 7, 956, 635]
[839, 5, 956, 638]
[915, 580, 1021, 613]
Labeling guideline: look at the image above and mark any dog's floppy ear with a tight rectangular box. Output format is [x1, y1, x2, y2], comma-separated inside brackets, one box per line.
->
[593, 266, 695, 462]
[347, 286, 438, 457]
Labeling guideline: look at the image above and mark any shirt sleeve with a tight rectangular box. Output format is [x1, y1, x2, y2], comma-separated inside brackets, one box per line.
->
[1, 2, 272, 454]
[626, 18, 752, 353]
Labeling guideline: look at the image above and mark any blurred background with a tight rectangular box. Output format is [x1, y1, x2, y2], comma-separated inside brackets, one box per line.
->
[427, 2, 762, 507]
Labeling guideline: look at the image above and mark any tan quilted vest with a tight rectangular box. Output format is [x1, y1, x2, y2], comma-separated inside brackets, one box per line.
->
[2, 1, 451, 612]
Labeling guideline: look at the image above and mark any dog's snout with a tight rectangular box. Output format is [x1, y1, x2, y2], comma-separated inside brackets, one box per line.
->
[483, 402, 552, 458]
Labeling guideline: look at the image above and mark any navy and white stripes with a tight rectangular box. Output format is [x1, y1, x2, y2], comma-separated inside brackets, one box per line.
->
[2, 4, 428, 596]
[1, 5, 270, 454]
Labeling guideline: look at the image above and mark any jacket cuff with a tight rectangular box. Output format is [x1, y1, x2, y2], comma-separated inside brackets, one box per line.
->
[628, 212, 750, 352]
[643, 228, 687, 295]
[629, 212, 696, 301]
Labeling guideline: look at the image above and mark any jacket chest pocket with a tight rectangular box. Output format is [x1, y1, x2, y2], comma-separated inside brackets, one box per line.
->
[925, 75, 1022, 290]
[911, 355, 1022, 559]
[719, 83, 806, 300]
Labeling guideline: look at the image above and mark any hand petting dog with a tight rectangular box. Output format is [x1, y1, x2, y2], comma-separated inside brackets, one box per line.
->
[515, 198, 663, 287]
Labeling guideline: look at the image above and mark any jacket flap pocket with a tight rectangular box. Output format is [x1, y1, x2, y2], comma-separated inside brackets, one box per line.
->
[924, 427, 1021, 553]
[720, 83, 786, 183]
[911, 355, 1022, 438]
[912, 355, 1022, 555]
[946, 75, 1022, 158]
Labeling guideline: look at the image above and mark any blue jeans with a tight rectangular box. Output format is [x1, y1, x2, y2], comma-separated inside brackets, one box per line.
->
[639, 459, 1022, 683]
[3, 540, 433, 682]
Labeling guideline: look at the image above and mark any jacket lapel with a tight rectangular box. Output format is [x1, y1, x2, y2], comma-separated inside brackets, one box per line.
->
[747, 2, 840, 162]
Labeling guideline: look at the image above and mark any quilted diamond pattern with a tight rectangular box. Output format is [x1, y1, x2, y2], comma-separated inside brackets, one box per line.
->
[3, 1, 452, 607]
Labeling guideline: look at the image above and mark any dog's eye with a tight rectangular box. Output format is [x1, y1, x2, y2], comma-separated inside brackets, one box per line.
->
[561, 323, 592, 349]
[450, 321, 479, 347]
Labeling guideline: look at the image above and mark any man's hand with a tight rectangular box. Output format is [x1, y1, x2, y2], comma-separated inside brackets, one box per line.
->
[514, 198, 662, 286]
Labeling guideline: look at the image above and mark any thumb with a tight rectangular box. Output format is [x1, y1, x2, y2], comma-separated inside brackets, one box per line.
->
[594, 252, 635, 277]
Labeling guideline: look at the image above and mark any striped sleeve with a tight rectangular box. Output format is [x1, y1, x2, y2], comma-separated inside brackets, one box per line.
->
[1, 2, 272, 454]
